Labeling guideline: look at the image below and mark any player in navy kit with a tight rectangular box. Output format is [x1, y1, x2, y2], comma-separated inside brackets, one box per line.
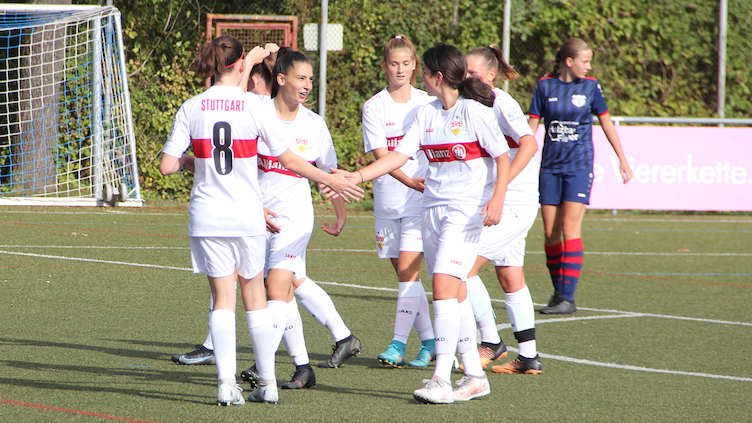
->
[528, 38, 632, 314]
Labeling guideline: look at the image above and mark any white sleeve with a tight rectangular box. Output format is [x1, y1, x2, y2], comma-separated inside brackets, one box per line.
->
[393, 115, 422, 158]
[252, 105, 287, 156]
[162, 104, 191, 158]
[472, 103, 509, 158]
[362, 98, 386, 153]
[315, 123, 338, 171]
[494, 96, 533, 141]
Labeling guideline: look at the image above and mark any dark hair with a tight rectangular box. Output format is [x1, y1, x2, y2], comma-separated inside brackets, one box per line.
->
[422, 43, 494, 107]
[549, 37, 591, 77]
[271, 47, 312, 98]
[250, 49, 278, 89]
[193, 35, 244, 81]
[466, 44, 519, 82]
[383, 33, 419, 85]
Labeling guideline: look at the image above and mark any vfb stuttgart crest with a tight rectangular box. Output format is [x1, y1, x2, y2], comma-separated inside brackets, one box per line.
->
[450, 118, 464, 135]
[571, 94, 587, 108]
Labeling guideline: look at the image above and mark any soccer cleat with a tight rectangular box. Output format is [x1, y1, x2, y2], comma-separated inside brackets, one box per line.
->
[539, 295, 576, 314]
[378, 340, 407, 368]
[280, 363, 316, 389]
[478, 340, 508, 368]
[408, 343, 436, 368]
[546, 291, 562, 307]
[452, 374, 491, 402]
[413, 375, 454, 404]
[490, 354, 543, 375]
[318, 334, 361, 368]
[171, 345, 215, 365]
[217, 383, 245, 406]
[240, 364, 260, 389]
[247, 379, 279, 404]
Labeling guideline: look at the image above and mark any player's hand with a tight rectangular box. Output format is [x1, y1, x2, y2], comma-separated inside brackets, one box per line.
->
[245, 46, 270, 67]
[480, 196, 503, 226]
[264, 43, 280, 54]
[620, 162, 633, 184]
[411, 177, 425, 192]
[322, 168, 363, 203]
[320, 218, 345, 236]
[264, 207, 281, 233]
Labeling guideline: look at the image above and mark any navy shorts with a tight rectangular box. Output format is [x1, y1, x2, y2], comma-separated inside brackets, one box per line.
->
[539, 170, 594, 205]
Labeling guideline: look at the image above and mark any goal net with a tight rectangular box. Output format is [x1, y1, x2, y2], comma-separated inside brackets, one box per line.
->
[0, 4, 140, 206]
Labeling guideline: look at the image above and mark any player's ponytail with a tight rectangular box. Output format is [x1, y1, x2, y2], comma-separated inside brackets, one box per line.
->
[550, 37, 591, 77]
[193, 36, 244, 81]
[466, 44, 519, 83]
[423, 44, 494, 108]
[271, 47, 312, 98]
[383, 33, 420, 84]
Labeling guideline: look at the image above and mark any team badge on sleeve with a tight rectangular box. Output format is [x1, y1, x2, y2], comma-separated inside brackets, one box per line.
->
[571, 94, 587, 108]
[450, 118, 464, 136]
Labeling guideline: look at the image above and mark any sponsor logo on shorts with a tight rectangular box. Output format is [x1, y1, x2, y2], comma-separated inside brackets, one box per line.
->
[450, 259, 462, 266]
[425, 128, 435, 133]
[578, 193, 586, 198]
[285, 253, 297, 259]
[376, 234, 385, 249]
[548, 97, 558, 102]
[385, 121, 396, 127]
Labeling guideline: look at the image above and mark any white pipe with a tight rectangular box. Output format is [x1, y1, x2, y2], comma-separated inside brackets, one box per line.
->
[319, 0, 328, 119]
[502, 0, 511, 92]
[717, 0, 728, 126]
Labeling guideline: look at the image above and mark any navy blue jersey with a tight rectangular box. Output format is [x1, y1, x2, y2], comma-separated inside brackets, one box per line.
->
[529, 76, 609, 173]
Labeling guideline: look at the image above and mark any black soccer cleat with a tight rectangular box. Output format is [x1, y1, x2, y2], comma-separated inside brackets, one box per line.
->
[491, 354, 543, 375]
[240, 363, 260, 389]
[171, 345, 215, 365]
[280, 363, 316, 389]
[317, 334, 361, 368]
[539, 295, 576, 314]
[478, 340, 508, 368]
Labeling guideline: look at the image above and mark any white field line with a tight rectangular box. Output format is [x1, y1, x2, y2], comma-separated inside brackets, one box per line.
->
[0, 210, 185, 217]
[3, 249, 751, 382]
[0, 245, 189, 250]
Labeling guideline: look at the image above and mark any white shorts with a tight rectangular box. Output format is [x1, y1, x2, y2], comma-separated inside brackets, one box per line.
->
[478, 204, 538, 267]
[421, 205, 484, 280]
[190, 236, 265, 279]
[374, 214, 423, 259]
[265, 213, 313, 277]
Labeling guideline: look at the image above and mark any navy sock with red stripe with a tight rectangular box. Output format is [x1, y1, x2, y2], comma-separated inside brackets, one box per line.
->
[544, 242, 564, 293]
[561, 238, 584, 302]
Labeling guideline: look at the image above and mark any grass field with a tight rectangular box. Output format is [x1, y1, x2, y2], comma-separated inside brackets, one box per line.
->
[1, 202, 751, 422]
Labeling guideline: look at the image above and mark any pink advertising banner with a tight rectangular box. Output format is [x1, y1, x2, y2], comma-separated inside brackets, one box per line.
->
[533, 126, 752, 211]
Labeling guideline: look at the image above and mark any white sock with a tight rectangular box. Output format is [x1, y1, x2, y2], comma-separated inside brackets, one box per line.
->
[209, 309, 236, 382]
[246, 308, 278, 381]
[393, 281, 422, 343]
[457, 299, 484, 377]
[505, 285, 537, 358]
[432, 299, 459, 383]
[204, 294, 214, 350]
[466, 275, 500, 344]
[282, 299, 309, 366]
[295, 277, 351, 342]
[413, 283, 434, 341]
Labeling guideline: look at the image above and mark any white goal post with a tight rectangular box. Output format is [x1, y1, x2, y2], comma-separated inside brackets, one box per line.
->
[0, 4, 141, 206]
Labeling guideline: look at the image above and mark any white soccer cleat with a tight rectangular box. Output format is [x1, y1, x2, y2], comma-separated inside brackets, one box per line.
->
[217, 383, 245, 406]
[247, 379, 279, 404]
[413, 375, 454, 404]
[452, 374, 491, 402]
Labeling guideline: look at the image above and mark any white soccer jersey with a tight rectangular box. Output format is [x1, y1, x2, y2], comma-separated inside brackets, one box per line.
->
[163, 85, 287, 237]
[492, 88, 540, 206]
[362, 86, 433, 219]
[257, 102, 338, 217]
[394, 96, 509, 209]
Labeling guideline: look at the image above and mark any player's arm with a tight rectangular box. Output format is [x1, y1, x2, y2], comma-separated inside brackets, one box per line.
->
[277, 149, 363, 202]
[598, 112, 633, 184]
[371, 148, 424, 192]
[482, 152, 510, 226]
[510, 134, 537, 181]
[239, 46, 271, 91]
[159, 153, 194, 176]
[528, 117, 540, 136]
[321, 194, 347, 236]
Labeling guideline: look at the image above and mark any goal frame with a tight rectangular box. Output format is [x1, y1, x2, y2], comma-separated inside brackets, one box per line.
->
[0, 4, 141, 207]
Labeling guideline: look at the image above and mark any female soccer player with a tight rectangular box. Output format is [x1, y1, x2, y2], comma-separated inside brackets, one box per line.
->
[463, 45, 542, 374]
[339, 43, 510, 404]
[362, 34, 435, 368]
[160, 35, 361, 406]
[529, 38, 632, 314]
